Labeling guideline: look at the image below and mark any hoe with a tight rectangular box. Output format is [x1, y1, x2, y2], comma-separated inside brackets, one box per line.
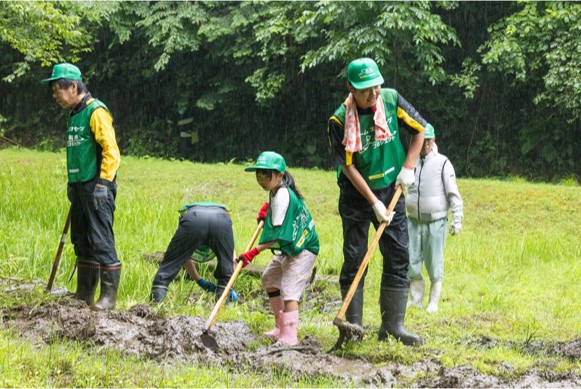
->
[201, 220, 264, 350]
[331, 185, 402, 351]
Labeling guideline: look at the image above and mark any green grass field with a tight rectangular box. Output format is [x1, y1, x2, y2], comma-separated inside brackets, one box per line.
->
[0, 148, 579, 387]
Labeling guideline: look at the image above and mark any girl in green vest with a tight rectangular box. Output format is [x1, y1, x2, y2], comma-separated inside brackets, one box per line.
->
[238, 151, 319, 346]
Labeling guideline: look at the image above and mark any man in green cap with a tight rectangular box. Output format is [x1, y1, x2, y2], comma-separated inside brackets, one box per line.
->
[327, 57, 434, 346]
[42, 63, 122, 310]
[406, 126, 463, 313]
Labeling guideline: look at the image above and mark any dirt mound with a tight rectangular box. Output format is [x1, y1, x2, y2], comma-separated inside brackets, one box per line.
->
[1, 292, 580, 387]
[2, 300, 252, 364]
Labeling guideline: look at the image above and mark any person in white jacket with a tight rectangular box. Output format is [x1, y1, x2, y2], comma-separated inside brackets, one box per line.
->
[405, 125, 463, 312]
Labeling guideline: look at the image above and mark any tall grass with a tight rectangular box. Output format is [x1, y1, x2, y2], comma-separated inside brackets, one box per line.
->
[1, 148, 579, 386]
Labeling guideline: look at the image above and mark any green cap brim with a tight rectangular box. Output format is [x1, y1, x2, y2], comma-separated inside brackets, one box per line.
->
[350, 75, 384, 90]
[41, 77, 58, 85]
[244, 165, 272, 172]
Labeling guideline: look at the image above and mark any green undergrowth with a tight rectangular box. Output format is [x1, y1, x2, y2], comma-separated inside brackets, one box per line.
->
[1, 148, 580, 387]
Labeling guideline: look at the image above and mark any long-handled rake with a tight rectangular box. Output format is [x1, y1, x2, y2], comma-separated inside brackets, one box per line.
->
[331, 185, 402, 351]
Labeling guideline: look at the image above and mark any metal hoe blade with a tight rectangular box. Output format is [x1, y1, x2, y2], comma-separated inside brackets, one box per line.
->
[200, 330, 219, 351]
[330, 318, 365, 351]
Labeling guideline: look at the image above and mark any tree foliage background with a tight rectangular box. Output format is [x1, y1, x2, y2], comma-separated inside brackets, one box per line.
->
[1, 1, 579, 181]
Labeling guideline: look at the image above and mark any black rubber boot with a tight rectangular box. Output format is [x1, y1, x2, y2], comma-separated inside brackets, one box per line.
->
[340, 285, 364, 342]
[341, 285, 364, 327]
[150, 285, 168, 303]
[378, 287, 423, 346]
[75, 259, 100, 305]
[92, 262, 122, 310]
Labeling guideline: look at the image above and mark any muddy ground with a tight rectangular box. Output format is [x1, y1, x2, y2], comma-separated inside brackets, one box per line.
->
[1, 279, 580, 388]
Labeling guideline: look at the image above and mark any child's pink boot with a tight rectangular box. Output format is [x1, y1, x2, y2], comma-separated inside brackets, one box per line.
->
[264, 296, 284, 340]
[276, 310, 299, 346]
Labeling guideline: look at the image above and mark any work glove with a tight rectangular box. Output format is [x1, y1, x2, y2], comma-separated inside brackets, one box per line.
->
[228, 288, 239, 303]
[237, 247, 260, 268]
[196, 278, 217, 293]
[257, 202, 269, 223]
[395, 167, 415, 192]
[449, 220, 462, 235]
[93, 185, 108, 210]
[372, 201, 395, 224]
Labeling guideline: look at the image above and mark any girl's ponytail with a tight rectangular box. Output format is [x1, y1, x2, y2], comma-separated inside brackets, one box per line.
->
[283, 171, 304, 200]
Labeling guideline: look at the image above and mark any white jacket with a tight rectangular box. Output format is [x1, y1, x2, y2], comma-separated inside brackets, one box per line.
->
[406, 144, 463, 223]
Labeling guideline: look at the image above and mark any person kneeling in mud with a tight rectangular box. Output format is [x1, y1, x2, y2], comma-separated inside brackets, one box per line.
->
[238, 151, 319, 346]
[150, 202, 238, 303]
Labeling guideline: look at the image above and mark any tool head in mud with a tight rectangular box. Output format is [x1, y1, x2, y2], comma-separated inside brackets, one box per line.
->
[330, 318, 365, 351]
[200, 330, 220, 351]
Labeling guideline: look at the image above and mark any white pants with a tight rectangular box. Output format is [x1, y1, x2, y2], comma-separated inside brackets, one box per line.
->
[407, 217, 447, 282]
[261, 250, 317, 301]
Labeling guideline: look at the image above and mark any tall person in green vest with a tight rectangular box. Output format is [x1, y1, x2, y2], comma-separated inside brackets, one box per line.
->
[239, 152, 319, 346]
[327, 58, 434, 346]
[42, 63, 122, 310]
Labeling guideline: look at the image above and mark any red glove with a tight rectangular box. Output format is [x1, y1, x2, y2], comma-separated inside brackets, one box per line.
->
[237, 247, 260, 268]
[257, 202, 269, 223]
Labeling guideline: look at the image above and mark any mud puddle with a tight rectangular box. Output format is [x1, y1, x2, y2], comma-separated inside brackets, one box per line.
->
[1, 280, 580, 387]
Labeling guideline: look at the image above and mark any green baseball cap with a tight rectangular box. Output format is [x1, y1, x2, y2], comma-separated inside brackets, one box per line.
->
[347, 58, 384, 89]
[244, 151, 286, 173]
[41, 63, 82, 84]
[424, 124, 435, 139]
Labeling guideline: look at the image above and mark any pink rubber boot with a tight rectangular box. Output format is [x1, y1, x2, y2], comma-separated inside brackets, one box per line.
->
[264, 296, 284, 340]
[276, 310, 299, 346]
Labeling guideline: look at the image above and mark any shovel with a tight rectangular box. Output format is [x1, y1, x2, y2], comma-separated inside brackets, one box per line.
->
[201, 220, 264, 350]
[331, 185, 402, 351]
[47, 206, 72, 292]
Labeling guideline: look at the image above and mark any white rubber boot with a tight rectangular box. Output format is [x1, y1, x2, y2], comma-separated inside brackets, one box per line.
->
[407, 279, 425, 308]
[426, 281, 442, 313]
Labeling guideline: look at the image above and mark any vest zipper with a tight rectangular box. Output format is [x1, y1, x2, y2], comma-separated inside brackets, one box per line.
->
[417, 158, 425, 220]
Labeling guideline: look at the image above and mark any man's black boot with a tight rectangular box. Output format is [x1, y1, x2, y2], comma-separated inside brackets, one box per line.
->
[341, 285, 364, 341]
[75, 259, 100, 305]
[378, 287, 423, 346]
[92, 262, 122, 310]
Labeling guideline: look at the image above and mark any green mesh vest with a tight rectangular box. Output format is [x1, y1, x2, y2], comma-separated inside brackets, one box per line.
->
[334, 89, 406, 190]
[259, 186, 319, 256]
[66, 99, 108, 183]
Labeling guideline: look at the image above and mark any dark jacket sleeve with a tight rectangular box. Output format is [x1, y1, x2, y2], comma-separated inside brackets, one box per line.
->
[327, 116, 347, 167]
[397, 93, 429, 134]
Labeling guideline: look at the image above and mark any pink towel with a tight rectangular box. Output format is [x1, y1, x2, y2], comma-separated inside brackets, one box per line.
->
[342, 93, 392, 153]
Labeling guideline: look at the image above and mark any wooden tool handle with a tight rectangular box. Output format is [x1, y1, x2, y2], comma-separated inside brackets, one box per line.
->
[47, 207, 72, 291]
[335, 185, 402, 321]
[204, 220, 264, 332]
